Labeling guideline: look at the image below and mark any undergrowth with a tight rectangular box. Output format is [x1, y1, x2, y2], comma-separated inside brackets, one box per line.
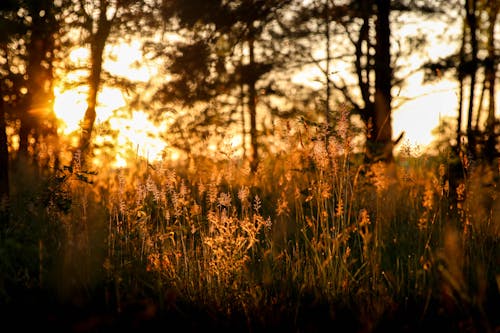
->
[1, 118, 499, 332]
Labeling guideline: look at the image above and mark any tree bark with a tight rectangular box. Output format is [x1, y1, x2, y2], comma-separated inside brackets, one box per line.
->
[456, 20, 467, 153]
[484, 0, 499, 162]
[324, 0, 331, 127]
[370, 0, 393, 162]
[76, 0, 113, 167]
[248, 35, 259, 173]
[465, 0, 478, 158]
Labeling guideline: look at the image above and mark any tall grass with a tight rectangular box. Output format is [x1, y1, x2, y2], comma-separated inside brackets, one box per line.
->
[1, 115, 499, 331]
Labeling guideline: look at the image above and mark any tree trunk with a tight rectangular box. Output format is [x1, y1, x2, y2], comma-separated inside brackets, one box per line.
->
[465, 0, 478, 158]
[0, 85, 9, 210]
[355, 0, 371, 126]
[76, 1, 113, 167]
[248, 35, 259, 173]
[369, 0, 393, 162]
[456, 21, 466, 153]
[484, 1, 499, 162]
[324, 0, 331, 127]
[19, 0, 55, 161]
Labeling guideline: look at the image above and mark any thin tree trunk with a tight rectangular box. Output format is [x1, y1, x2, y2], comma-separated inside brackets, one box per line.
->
[465, 0, 478, 158]
[0, 85, 9, 211]
[248, 35, 259, 173]
[76, 1, 113, 167]
[356, 0, 371, 126]
[240, 45, 247, 161]
[474, 77, 486, 132]
[324, 0, 331, 127]
[456, 21, 466, 152]
[457, 76, 465, 150]
[484, 0, 499, 162]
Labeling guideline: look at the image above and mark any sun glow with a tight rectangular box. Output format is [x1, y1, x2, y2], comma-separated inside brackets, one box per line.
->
[54, 86, 166, 167]
[108, 110, 167, 167]
[53, 39, 168, 167]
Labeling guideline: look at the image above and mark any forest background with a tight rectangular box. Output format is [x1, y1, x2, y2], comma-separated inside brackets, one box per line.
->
[0, 1, 499, 332]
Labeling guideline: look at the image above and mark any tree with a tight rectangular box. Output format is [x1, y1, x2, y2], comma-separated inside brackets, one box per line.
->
[159, 0, 295, 172]
[293, 0, 447, 163]
[17, 0, 60, 162]
[0, 0, 28, 215]
[372, 0, 393, 162]
[63, 0, 153, 166]
[329, 0, 395, 162]
[464, 0, 479, 158]
[424, 0, 499, 163]
[483, 0, 499, 162]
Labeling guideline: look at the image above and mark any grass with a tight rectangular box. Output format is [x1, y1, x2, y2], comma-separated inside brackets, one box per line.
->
[1, 118, 499, 332]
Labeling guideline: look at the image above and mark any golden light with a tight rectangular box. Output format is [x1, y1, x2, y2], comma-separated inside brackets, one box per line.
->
[69, 47, 89, 63]
[108, 110, 167, 167]
[105, 40, 157, 82]
[53, 87, 88, 135]
[393, 72, 459, 154]
[53, 86, 126, 135]
[54, 85, 166, 167]
[53, 40, 167, 168]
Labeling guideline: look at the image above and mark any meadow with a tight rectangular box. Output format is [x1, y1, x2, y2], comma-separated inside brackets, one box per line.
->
[1, 117, 499, 332]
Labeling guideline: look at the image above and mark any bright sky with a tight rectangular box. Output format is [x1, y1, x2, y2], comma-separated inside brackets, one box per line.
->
[393, 73, 459, 153]
[54, 42, 166, 167]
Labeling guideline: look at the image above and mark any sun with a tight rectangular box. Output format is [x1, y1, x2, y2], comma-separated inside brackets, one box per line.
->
[53, 87, 88, 135]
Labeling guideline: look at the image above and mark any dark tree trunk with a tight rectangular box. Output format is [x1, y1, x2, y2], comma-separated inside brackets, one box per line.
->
[0, 85, 9, 210]
[369, 0, 393, 162]
[248, 35, 259, 173]
[456, 22, 466, 153]
[19, 0, 53, 160]
[484, 1, 499, 162]
[19, 0, 58, 165]
[324, 0, 331, 127]
[76, 1, 113, 167]
[355, 0, 371, 126]
[465, 0, 478, 158]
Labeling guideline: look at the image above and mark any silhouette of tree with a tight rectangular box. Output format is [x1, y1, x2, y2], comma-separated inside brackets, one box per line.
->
[62, 0, 154, 166]
[0, 0, 28, 214]
[424, 0, 499, 163]
[17, 0, 60, 163]
[159, 0, 295, 172]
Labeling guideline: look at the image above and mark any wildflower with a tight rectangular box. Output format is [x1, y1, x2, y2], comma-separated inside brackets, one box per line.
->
[336, 107, 349, 140]
[319, 181, 332, 199]
[335, 198, 344, 217]
[146, 175, 161, 202]
[311, 140, 329, 170]
[218, 192, 232, 208]
[253, 195, 262, 212]
[422, 183, 434, 210]
[238, 186, 250, 205]
[208, 183, 218, 205]
[358, 209, 371, 260]
[358, 209, 371, 227]
[264, 217, 272, 229]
